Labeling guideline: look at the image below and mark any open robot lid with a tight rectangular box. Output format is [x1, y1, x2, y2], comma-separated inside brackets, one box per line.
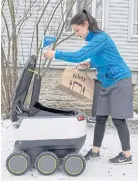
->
[10, 55, 37, 122]
[10, 55, 80, 122]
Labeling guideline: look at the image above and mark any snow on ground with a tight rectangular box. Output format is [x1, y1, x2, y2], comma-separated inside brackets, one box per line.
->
[1, 113, 138, 181]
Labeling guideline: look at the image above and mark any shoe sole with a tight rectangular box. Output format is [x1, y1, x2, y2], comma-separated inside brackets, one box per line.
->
[108, 160, 133, 165]
[85, 156, 101, 163]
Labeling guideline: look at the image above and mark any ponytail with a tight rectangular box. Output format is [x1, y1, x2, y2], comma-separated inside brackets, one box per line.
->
[71, 9, 102, 33]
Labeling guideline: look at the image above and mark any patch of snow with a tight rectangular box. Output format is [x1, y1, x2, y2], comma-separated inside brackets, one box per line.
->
[133, 111, 138, 120]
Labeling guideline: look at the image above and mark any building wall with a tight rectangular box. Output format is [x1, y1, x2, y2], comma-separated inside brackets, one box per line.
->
[107, 0, 138, 70]
[2, 0, 138, 68]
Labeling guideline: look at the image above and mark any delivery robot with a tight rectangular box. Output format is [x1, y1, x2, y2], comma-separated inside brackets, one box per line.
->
[6, 55, 87, 177]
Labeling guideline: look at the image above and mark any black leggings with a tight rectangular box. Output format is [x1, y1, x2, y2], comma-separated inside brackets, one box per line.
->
[93, 116, 130, 151]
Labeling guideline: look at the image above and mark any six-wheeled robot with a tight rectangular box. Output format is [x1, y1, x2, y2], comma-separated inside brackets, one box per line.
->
[6, 55, 87, 177]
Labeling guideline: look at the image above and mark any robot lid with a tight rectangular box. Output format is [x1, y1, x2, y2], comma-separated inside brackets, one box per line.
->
[10, 55, 37, 122]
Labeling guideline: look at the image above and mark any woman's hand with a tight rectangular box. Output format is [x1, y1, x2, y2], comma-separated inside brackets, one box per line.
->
[44, 48, 55, 59]
[78, 61, 90, 69]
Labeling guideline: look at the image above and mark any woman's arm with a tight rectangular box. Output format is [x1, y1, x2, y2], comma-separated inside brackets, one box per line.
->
[55, 34, 106, 63]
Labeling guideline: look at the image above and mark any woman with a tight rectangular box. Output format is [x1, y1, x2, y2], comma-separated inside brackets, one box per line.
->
[44, 9, 133, 164]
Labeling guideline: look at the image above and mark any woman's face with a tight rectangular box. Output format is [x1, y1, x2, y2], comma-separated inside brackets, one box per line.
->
[71, 21, 89, 39]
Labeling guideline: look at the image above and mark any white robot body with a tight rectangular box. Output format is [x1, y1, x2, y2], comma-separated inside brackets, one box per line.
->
[15, 116, 86, 141]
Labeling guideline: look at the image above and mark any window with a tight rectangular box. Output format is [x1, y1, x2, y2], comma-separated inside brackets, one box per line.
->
[65, 0, 105, 32]
[133, 0, 138, 35]
[128, 0, 138, 40]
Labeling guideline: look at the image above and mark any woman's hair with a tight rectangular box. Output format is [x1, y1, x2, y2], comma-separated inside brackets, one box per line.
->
[70, 9, 102, 33]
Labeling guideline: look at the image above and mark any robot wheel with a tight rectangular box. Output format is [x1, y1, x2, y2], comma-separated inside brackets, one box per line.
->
[6, 151, 31, 175]
[62, 153, 86, 176]
[35, 151, 59, 175]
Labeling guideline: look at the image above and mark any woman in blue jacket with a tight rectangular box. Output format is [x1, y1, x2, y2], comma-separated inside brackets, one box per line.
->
[45, 9, 133, 165]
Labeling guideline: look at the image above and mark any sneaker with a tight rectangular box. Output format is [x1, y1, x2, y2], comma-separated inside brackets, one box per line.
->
[87, 116, 96, 123]
[84, 149, 100, 162]
[109, 152, 133, 165]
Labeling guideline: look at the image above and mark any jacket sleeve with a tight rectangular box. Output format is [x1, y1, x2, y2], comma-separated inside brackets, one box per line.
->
[54, 34, 107, 63]
[89, 61, 95, 68]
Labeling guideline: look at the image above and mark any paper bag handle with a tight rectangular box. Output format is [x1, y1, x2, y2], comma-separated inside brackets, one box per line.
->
[75, 64, 89, 74]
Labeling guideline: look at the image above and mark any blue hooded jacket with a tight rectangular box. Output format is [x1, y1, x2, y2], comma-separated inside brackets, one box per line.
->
[55, 31, 131, 88]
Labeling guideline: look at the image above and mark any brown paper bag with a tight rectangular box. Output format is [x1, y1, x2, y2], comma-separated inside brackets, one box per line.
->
[56, 67, 95, 102]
